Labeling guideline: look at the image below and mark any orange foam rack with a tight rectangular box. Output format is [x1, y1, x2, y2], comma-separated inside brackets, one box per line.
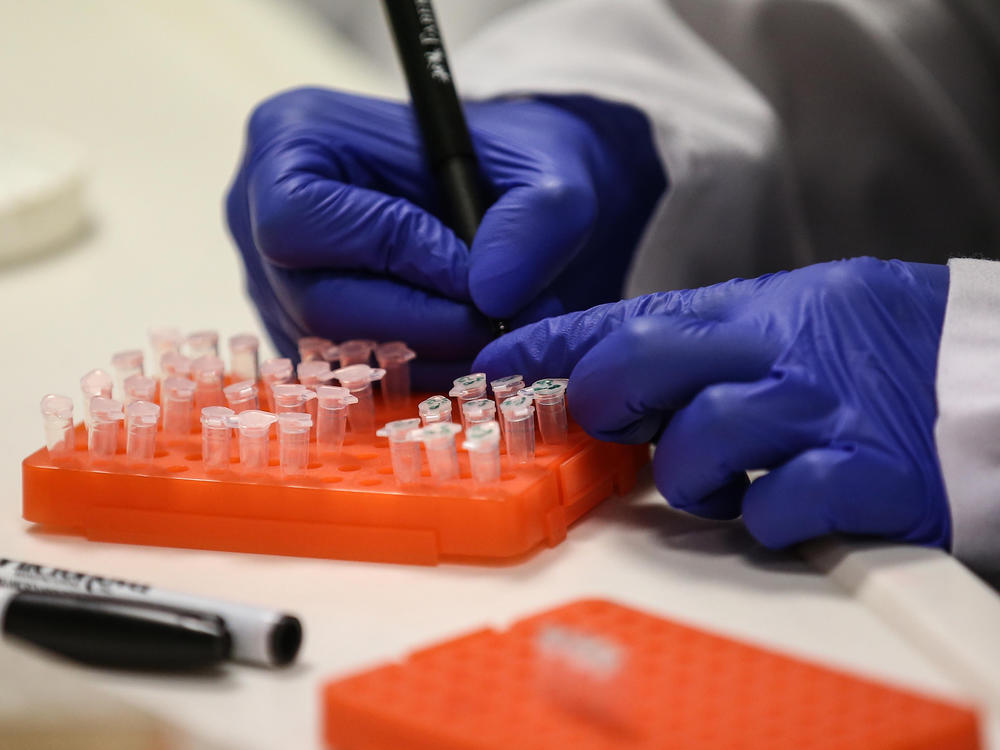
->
[323, 599, 981, 750]
[22, 395, 648, 565]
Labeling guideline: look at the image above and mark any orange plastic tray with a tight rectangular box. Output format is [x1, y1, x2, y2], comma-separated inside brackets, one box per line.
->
[323, 599, 981, 750]
[22, 394, 647, 565]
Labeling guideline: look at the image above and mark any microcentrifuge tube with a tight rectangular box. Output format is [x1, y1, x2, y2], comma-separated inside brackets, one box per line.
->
[149, 327, 182, 376]
[228, 333, 260, 382]
[376, 418, 422, 484]
[528, 378, 570, 445]
[407, 422, 463, 482]
[160, 351, 193, 380]
[125, 401, 160, 463]
[277, 412, 312, 476]
[315, 386, 357, 455]
[223, 380, 259, 413]
[201, 406, 236, 472]
[374, 341, 416, 407]
[259, 357, 293, 412]
[491, 374, 524, 416]
[418, 395, 452, 426]
[186, 330, 219, 359]
[333, 364, 385, 435]
[161, 376, 196, 438]
[40, 394, 74, 456]
[461, 398, 496, 427]
[272, 384, 316, 415]
[298, 336, 332, 363]
[338, 339, 376, 367]
[449, 373, 487, 430]
[462, 421, 502, 484]
[191, 355, 225, 410]
[500, 394, 535, 463]
[110, 349, 144, 401]
[80, 369, 113, 430]
[321, 344, 340, 366]
[123, 374, 157, 405]
[234, 410, 277, 472]
[87, 397, 124, 460]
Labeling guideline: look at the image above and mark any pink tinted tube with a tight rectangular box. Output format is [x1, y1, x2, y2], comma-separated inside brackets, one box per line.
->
[161, 377, 196, 437]
[259, 357, 293, 412]
[191, 355, 226, 410]
[338, 339, 376, 367]
[186, 330, 219, 358]
[123, 374, 157, 405]
[277, 412, 312, 476]
[160, 351, 193, 380]
[235, 410, 277, 471]
[223, 380, 259, 413]
[316, 386, 357, 455]
[333, 364, 385, 435]
[201, 406, 236, 472]
[80, 369, 113, 429]
[376, 418, 423, 484]
[374, 342, 416, 407]
[110, 349, 144, 401]
[125, 401, 160, 463]
[149, 327, 182, 376]
[40, 394, 75, 456]
[87, 397, 124, 460]
[228, 333, 260, 382]
[298, 336, 332, 363]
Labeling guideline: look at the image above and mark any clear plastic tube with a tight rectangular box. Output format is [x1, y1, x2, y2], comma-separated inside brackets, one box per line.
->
[462, 421, 502, 484]
[461, 398, 496, 427]
[125, 401, 160, 463]
[418, 395, 452, 426]
[316, 386, 357, 455]
[80, 369, 113, 430]
[333, 364, 385, 435]
[297, 361, 334, 431]
[161, 376, 196, 437]
[191, 355, 225, 410]
[110, 349, 144, 402]
[223, 380, 259, 413]
[272, 384, 316, 414]
[374, 341, 416, 407]
[40, 394, 74, 456]
[528, 378, 570, 445]
[235, 410, 277, 471]
[376, 418, 423, 484]
[449, 373, 487, 430]
[123, 374, 157, 406]
[186, 330, 219, 358]
[228, 333, 260, 382]
[277, 412, 312, 476]
[500, 394, 535, 463]
[87, 396, 124, 460]
[201, 406, 236, 472]
[259, 357, 293, 412]
[407, 422, 463, 482]
[160, 351, 193, 380]
[149, 327, 182, 376]
[298, 336, 332, 363]
[338, 339, 376, 367]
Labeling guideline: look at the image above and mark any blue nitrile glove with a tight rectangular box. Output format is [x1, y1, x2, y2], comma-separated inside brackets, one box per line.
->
[474, 258, 952, 550]
[225, 88, 666, 389]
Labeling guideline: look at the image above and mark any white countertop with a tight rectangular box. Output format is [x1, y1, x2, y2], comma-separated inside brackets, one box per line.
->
[0, 2, 997, 749]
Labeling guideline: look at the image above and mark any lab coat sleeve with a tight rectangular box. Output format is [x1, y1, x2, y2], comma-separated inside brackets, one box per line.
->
[934, 258, 1000, 576]
[454, 0, 810, 295]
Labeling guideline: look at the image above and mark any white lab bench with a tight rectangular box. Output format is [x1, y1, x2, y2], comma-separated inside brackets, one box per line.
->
[0, 2, 998, 749]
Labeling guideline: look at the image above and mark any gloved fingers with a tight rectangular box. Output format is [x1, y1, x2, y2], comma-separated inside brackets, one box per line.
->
[267, 268, 494, 363]
[569, 315, 780, 444]
[468, 178, 597, 319]
[739, 445, 929, 548]
[654, 372, 837, 517]
[247, 142, 471, 302]
[660, 473, 750, 521]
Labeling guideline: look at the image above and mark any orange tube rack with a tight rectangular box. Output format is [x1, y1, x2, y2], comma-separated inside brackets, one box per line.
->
[323, 599, 981, 750]
[22, 394, 648, 565]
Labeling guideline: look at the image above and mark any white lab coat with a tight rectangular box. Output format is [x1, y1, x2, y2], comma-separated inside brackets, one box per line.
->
[314, 0, 1000, 573]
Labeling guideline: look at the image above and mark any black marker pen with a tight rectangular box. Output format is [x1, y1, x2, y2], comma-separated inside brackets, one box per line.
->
[382, 0, 508, 337]
[0, 588, 230, 669]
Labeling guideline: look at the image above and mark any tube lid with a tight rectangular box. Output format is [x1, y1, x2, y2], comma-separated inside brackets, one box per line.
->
[297, 361, 335, 384]
[418, 395, 452, 418]
[332, 364, 385, 388]
[125, 400, 160, 426]
[40, 394, 73, 419]
[462, 398, 496, 421]
[89, 396, 124, 422]
[223, 379, 258, 400]
[228, 333, 259, 352]
[490, 374, 524, 391]
[110, 349, 144, 371]
[374, 341, 416, 366]
[298, 336, 332, 362]
[191, 355, 225, 383]
[316, 385, 359, 408]
[235, 410, 278, 433]
[124, 374, 157, 400]
[273, 383, 317, 406]
[449, 373, 487, 398]
[529, 378, 569, 404]
[260, 357, 293, 380]
[500, 394, 534, 420]
[161, 352, 193, 378]
[80, 369, 113, 397]
[462, 421, 501, 451]
[162, 376, 196, 400]
[201, 405, 236, 428]
[407, 422, 463, 443]
[376, 418, 422, 441]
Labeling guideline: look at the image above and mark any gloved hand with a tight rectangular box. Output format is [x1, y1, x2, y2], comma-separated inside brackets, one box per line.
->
[474, 258, 952, 550]
[226, 87, 665, 388]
